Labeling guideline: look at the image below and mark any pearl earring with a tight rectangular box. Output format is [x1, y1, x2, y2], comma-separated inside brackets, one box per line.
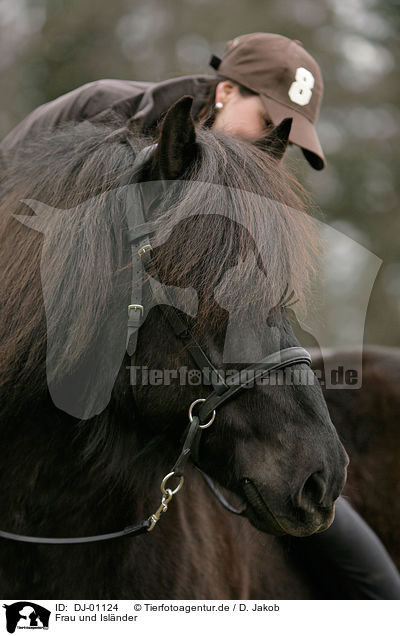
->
[215, 101, 224, 110]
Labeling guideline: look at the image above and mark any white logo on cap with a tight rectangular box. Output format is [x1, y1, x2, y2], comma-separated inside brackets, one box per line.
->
[288, 67, 314, 106]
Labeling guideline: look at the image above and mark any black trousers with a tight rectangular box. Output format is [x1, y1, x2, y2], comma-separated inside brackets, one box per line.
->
[295, 496, 400, 599]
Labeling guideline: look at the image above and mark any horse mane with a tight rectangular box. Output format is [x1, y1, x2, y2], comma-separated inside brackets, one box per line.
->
[0, 115, 320, 406]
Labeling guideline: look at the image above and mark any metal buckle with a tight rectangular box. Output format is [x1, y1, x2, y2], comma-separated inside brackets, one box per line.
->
[128, 304, 144, 317]
[138, 244, 152, 258]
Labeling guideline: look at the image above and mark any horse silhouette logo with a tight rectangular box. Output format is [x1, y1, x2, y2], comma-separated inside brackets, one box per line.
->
[14, 183, 381, 420]
[2, 602, 50, 633]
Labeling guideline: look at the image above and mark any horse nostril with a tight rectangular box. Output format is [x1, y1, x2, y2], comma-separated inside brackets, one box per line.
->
[299, 471, 327, 509]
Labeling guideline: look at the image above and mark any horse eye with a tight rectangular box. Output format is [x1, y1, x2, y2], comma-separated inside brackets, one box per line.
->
[266, 288, 299, 328]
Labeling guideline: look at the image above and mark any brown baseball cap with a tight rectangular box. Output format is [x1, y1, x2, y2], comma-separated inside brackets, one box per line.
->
[210, 33, 326, 170]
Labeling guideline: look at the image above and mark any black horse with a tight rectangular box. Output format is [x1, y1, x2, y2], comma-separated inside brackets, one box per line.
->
[0, 97, 348, 598]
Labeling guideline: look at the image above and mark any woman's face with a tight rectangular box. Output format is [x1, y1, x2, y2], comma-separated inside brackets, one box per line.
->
[212, 81, 272, 139]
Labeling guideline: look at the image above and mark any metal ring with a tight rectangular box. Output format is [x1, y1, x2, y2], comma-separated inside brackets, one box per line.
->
[160, 472, 184, 497]
[188, 398, 216, 429]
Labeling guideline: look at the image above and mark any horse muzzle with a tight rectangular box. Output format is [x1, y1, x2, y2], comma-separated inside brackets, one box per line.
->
[241, 478, 336, 537]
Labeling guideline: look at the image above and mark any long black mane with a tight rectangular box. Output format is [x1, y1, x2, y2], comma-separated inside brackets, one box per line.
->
[0, 115, 318, 408]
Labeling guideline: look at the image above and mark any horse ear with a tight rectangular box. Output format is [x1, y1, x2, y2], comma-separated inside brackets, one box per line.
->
[255, 118, 293, 161]
[155, 96, 197, 180]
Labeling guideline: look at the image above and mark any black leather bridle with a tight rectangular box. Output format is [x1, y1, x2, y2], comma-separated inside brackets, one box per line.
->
[0, 145, 312, 544]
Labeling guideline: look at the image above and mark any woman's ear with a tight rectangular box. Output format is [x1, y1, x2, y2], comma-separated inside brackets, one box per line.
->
[154, 96, 197, 180]
[215, 80, 235, 105]
[254, 118, 293, 161]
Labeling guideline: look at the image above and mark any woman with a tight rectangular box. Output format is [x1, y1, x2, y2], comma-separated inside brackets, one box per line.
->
[1, 31, 399, 599]
[1, 33, 324, 171]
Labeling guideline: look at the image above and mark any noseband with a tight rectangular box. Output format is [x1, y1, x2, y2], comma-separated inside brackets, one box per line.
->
[0, 145, 312, 544]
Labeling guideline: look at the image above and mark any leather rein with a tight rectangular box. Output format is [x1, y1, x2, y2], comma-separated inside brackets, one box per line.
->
[0, 145, 312, 544]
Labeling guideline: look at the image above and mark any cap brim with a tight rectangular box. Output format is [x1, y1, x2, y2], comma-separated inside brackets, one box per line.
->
[259, 95, 326, 170]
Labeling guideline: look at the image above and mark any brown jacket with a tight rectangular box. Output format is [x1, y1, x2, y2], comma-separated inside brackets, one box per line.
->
[0, 75, 211, 154]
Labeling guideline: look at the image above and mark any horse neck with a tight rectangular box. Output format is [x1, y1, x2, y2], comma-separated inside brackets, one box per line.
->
[0, 387, 173, 535]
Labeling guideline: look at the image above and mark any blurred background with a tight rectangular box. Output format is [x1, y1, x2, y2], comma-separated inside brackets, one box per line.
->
[0, 0, 399, 347]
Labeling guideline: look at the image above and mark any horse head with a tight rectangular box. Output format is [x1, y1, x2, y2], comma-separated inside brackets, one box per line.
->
[121, 96, 349, 536]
